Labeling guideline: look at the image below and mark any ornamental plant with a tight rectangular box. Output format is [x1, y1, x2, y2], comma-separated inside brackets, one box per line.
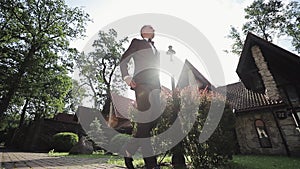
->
[52, 132, 79, 152]
[154, 86, 236, 168]
[181, 87, 236, 168]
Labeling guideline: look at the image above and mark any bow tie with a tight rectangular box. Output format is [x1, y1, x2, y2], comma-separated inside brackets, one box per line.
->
[147, 39, 154, 45]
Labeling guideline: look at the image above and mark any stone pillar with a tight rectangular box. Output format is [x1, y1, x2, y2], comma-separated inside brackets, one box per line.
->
[251, 45, 281, 100]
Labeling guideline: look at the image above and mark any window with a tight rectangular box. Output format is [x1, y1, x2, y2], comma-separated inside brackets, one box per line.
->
[295, 109, 300, 132]
[255, 119, 272, 148]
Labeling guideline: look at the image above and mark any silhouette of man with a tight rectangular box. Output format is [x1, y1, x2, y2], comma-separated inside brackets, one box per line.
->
[120, 25, 161, 169]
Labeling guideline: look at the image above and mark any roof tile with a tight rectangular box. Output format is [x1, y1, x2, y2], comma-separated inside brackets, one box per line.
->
[217, 82, 283, 112]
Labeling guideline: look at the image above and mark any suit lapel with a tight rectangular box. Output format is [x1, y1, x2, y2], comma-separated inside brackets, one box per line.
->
[139, 39, 158, 56]
[153, 44, 158, 56]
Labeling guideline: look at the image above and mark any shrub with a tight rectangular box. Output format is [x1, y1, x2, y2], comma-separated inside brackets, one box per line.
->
[154, 87, 237, 168]
[87, 117, 108, 148]
[182, 89, 236, 168]
[109, 133, 131, 154]
[52, 132, 78, 152]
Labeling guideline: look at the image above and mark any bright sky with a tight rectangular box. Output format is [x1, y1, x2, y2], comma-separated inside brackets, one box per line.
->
[66, 0, 261, 87]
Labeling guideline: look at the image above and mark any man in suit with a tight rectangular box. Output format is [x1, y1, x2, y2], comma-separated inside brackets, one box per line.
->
[120, 25, 161, 169]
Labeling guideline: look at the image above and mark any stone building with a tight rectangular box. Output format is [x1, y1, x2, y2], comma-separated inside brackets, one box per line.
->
[219, 82, 299, 156]
[220, 32, 300, 156]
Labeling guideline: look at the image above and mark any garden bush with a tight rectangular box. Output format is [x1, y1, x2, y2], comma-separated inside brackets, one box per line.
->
[109, 133, 131, 154]
[182, 89, 237, 168]
[87, 117, 108, 149]
[154, 86, 237, 169]
[52, 132, 78, 152]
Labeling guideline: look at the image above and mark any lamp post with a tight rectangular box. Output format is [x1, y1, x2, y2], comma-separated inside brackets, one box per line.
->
[167, 45, 176, 92]
[166, 45, 187, 169]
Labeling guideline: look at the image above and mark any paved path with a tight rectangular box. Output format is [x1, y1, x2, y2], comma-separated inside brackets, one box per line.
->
[0, 151, 125, 169]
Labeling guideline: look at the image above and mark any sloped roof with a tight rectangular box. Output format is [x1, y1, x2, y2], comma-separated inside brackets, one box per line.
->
[53, 113, 78, 124]
[236, 32, 300, 93]
[75, 106, 107, 130]
[177, 59, 214, 90]
[111, 93, 135, 119]
[111, 86, 172, 119]
[217, 82, 284, 112]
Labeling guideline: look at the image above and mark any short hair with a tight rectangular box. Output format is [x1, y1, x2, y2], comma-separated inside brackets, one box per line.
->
[140, 25, 154, 37]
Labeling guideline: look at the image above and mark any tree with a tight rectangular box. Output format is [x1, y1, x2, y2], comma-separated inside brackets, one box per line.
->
[76, 29, 128, 113]
[24, 68, 73, 120]
[243, 0, 285, 41]
[226, 0, 300, 56]
[226, 26, 244, 56]
[63, 79, 88, 114]
[0, 0, 91, 118]
[0, 56, 75, 131]
[284, 1, 300, 53]
[87, 117, 108, 148]
[11, 67, 73, 127]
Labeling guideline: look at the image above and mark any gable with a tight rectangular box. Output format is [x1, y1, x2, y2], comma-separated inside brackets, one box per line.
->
[177, 59, 214, 90]
[236, 32, 300, 94]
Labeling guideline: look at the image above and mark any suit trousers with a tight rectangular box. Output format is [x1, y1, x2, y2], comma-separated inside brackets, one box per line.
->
[122, 84, 161, 169]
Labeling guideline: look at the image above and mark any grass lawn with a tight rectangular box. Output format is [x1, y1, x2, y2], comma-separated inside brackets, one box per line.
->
[106, 154, 300, 169]
[107, 155, 172, 169]
[49, 151, 300, 169]
[228, 155, 300, 169]
[48, 150, 117, 159]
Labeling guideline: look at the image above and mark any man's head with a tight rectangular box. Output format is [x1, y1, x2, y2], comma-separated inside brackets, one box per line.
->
[140, 25, 155, 40]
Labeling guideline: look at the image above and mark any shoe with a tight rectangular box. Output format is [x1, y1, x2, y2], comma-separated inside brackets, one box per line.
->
[124, 157, 134, 169]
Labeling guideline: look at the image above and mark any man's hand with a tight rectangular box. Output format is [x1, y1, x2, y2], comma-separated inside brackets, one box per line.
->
[124, 76, 136, 89]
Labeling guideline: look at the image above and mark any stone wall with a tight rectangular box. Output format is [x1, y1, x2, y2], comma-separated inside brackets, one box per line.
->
[277, 111, 300, 156]
[235, 110, 287, 155]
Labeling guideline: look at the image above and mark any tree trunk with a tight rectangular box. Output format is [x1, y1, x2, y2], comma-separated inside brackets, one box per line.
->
[18, 99, 29, 128]
[171, 142, 187, 169]
[101, 95, 111, 118]
[0, 46, 36, 117]
[0, 77, 21, 117]
[171, 90, 186, 168]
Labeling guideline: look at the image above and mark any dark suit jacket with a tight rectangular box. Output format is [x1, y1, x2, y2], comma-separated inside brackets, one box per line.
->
[120, 38, 160, 87]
